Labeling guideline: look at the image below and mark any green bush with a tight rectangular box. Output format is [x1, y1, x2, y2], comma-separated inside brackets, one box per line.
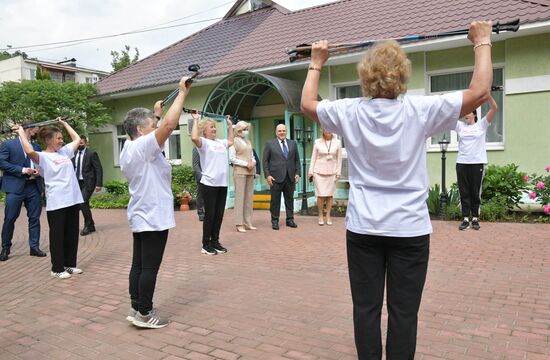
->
[427, 184, 441, 216]
[444, 184, 462, 220]
[104, 180, 129, 195]
[90, 192, 129, 209]
[479, 196, 510, 221]
[482, 164, 527, 209]
[171, 164, 197, 205]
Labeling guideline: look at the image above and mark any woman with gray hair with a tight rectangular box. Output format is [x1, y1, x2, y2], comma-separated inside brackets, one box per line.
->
[229, 121, 256, 233]
[301, 21, 494, 359]
[120, 76, 190, 329]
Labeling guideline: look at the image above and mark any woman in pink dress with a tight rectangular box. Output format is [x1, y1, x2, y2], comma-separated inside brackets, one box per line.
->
[308, 129, 342, 225]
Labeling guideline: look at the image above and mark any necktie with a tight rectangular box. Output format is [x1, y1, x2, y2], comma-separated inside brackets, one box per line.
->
[281, 140, 288, 158]
[76, 151, 82, 180]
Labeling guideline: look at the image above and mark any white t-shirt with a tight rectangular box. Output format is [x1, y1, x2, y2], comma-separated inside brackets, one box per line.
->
[317, 92, 462, 237]
[197, 137, 229, 187]
[456, 116, 490, 164]
[36, 145, 83, 211]
[120, 131, 175, 232]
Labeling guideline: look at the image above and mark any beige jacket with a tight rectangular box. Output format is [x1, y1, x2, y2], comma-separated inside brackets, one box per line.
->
[308, 137, 342, 176]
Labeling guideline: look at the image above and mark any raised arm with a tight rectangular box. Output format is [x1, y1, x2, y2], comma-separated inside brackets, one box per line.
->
[226, 116, 234, 147]
[15, 126, 40, 164]
[485, 95, 498, 123]
[190, 111, 202, 148]
[60, 118, 81, 152]
[461, 21, 493, 118]
[155, 76, 191, 146]
[301, 40, 330, 123]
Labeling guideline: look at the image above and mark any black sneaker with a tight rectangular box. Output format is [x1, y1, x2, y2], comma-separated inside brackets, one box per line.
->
[458, 220, 469, 231]
[471, 219, 480, 230]
[201, 245, 217, 255]
[212, 241, 227, 254]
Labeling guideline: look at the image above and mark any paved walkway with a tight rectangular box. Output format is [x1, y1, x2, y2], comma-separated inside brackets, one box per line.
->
[0, 207, 549, 360]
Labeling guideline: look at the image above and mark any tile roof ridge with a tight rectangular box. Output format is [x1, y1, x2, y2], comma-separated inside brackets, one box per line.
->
[288, 0, 348, 14]
[512, 0, 550, 6]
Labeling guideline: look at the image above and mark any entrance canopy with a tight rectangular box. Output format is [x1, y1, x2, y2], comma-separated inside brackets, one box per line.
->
[203, 71, 303, 119]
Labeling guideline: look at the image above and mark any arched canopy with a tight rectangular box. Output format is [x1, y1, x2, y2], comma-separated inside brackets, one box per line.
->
[203, 71, 303, 119]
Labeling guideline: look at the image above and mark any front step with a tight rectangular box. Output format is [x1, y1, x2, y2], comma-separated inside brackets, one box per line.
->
[253, 193, 270, 209]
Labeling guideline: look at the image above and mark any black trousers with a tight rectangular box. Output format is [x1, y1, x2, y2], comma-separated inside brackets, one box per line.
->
[129, 230, 168, 315]
[46, 204, 80, 273]
[269, 175, 295, 222]
[195, 181, 204, 218]
[456, 163, 485, 218]
[347, 230, 430, 360]
[78, 180, 95, 229]
[200, 184, 227, 245]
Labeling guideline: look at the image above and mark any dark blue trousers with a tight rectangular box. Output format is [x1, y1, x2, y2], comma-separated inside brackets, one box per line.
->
[1, 182, 42, 250]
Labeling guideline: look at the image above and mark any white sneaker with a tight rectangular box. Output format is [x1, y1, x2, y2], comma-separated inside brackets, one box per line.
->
[51, 271, 71, 279]
[132, 309, 168, 329]
[65, 267, 83, 274]
[126, 308, 137, 322]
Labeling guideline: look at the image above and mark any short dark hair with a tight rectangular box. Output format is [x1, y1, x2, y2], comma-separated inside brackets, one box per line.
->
[79, 135, 88, 141]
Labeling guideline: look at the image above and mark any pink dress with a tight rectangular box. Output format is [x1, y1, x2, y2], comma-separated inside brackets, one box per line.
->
[308, 137, 342, 197]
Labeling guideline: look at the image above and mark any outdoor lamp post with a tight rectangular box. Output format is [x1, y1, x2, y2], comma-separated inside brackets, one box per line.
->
[294, 125, 313, 215]
[438, 134, 450, 218]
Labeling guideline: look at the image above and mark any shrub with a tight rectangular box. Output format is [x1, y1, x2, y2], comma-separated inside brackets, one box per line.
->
[482, 164, 527, 209]
[427, 184, 440, 216]
[444, 184, 462, 220]
[171, 164, 197, 206]
[90, 192, 129, 209]
[480, 196, 510, 221]
[525, 165, 550, 216]
[104, 180, 129, 195]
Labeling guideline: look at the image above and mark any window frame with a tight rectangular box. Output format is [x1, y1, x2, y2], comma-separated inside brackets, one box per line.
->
[426, 63, 505, 152]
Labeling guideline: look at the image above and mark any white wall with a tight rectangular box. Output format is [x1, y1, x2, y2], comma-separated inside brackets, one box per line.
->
[0, 56, 24, 82]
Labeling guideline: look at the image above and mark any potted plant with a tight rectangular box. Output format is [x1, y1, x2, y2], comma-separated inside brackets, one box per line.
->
[176, 190, 192, 211]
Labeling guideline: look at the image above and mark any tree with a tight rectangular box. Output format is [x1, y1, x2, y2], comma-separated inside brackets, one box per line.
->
[36, 66, 51, 80]
[110, 45, 139, 72]
[0, 50, 31, 61]
[0, 80, 111, 136]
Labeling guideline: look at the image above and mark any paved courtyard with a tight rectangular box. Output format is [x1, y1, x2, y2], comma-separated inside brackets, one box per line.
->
[0, 207, 549, 360]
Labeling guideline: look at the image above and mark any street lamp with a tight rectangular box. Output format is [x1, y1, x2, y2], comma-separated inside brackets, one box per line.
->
[294, 125, 313, 215]
[438, 134, 450, 218]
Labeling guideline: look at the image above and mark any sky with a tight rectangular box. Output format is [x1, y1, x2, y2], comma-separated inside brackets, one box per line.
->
[0, 0, 336, 72]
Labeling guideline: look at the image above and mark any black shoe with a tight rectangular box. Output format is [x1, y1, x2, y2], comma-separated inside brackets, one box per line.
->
[80, 227, 96, 236]
[201, 244, 217, 255]
[212, 241, 227, 254]
[471, 219, 480, 230]
[198, 215, 205, 222]
[0, 248, 9, 261]
[286, 220, 298, 228]
[458, 220, 469, 231]
[271, 221, 279, 230]
[30, 248, 47, 257]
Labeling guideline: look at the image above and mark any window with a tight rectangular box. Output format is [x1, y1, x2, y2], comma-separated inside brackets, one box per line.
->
[85, 77, 97, 84]
[429, 68, 504, 150]
[116, 125, 127, 161]
[29, 69, 36, 80]
[166, 124, 181, 160]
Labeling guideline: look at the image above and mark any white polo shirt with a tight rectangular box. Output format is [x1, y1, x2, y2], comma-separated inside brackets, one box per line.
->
[456, 116, 490, 164]
[317, 92, 462, 237]
[197, 137, 229, 187]
[120, 131, 175, 232]
[36, 145, 83, 211]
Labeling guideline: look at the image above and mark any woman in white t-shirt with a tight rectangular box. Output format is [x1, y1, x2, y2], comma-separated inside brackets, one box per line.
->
[120, 76, 190, 329]
[300, 22, 494, 359]
[16, 119, 83, 280]
[456, 96, 497, 231]
[191, 111, 233, 256]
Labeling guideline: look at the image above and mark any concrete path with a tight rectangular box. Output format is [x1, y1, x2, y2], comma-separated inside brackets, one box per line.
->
[0, 207, 549, 359]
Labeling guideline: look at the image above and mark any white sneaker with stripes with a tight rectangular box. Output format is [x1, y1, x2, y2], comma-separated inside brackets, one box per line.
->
[65, 267, 83, 274]
[132, 309, 168, 329]
[50, 271, 71, 279]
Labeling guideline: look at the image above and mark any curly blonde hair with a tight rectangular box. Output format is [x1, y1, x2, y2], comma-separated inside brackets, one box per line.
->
[357, 40, 411, 99]
[197, 118, 216, 137]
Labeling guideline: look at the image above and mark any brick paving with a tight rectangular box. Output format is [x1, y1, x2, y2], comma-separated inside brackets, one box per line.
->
[0, 206, 549, 359]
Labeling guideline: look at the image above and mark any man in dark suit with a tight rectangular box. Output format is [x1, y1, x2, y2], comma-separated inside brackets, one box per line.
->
[73, 135, 103, 236]
[263, 123, 300, 230]
[0, 121, 46, 261]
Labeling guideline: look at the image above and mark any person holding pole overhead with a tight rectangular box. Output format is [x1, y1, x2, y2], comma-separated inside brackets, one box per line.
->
[456, 95, 498, 231]
[120, 75, 190, 329]
[191, 111, 233, 256]
[15, 119, 83, 279]
[301, 21, 494, 360]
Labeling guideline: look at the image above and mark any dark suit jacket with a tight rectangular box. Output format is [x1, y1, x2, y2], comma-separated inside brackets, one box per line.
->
[72, 147, 103, 192]
[192, 147, 202, 182]
[263, 138, 301, 183]
[0, 138, 44, 193]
